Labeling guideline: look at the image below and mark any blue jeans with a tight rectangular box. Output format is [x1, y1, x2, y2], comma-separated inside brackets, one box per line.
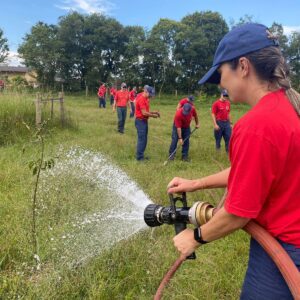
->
[169, 124, 190, 159]
[135, 118, 148, 160]
[130, 102, 135, 118]
[99, 97, 106, 108]
[110, 96, 114, 105]
[117, 107, 127, 133]
[240, 238, 300, 300]
[214, 120, 231, 152]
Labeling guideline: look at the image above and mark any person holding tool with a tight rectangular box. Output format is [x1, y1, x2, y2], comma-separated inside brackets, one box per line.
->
[168, 103, 199, 162]
[135, 85, 160, 161]
[211, 89, 232, 152]
[167, 23, 300, 299]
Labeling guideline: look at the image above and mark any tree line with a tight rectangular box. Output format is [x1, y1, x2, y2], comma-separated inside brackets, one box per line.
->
[1, 11, 300, 94]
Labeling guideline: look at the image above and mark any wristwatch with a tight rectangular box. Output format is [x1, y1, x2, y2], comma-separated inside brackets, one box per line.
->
[194, 227, 208, 244]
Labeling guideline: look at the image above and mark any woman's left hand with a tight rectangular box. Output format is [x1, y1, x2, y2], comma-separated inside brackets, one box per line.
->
[173, 228, 201, 260]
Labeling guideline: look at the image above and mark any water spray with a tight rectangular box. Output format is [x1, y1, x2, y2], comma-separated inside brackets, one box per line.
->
[144, 193, 300, 299]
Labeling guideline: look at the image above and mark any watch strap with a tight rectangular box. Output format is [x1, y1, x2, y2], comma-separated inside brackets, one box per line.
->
[194, 227, 208, 244]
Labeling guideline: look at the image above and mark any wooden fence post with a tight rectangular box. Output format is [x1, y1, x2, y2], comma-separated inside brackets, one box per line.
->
[35, 93, 42, 127]
[59, 92, 65, 126]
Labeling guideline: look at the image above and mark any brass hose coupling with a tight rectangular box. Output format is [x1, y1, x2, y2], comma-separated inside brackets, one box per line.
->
[188, 201, 215, 226]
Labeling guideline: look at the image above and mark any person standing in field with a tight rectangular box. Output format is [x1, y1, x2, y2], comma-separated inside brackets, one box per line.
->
[168, 103, 199, 161]
[97, 83, 107, 108]
[168, 23, 300, 299]
[211, 89, 232, 152]
[135, 85, 160, 161]
[113, 82, 131, 134]
[129, 86, 137, 118]
[110, 86, 116, 106]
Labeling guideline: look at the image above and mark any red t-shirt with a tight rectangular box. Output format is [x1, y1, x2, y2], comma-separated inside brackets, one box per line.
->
[178, 98, 194, 107]
[212, 99, 230, 121]
[135, 93, 149, 120]
[129, 90, 136, 102]
[225, 89, 300, 247]
[174, 107, 197, 128]
[97, 85, 106, 97]
[110, 88, 116, 97]
[115, 90, 129, 107]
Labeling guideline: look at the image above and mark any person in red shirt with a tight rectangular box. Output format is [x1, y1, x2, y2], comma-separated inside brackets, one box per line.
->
[0, 79, 4, 91]
[129, 86, 137, 118]
[211, 89, 232, 152]
[167, 23, 300, 299]
[110, 86, 116, 106]
[113, 82, 131, 134]
[135, 85, 160, 161]
[168, 103, 199, 161]
[176, 95, 195, 110]
[97, 83, 106, 108]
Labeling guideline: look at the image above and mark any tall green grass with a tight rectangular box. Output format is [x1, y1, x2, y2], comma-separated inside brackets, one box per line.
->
[0, 92, 77, 145]
[0, 93, 250, 299]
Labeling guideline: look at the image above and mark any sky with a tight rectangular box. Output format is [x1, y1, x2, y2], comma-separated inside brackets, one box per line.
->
[1, 0, 300, 66]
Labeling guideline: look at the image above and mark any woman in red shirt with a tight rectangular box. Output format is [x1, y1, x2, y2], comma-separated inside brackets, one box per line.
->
[167, 23, 300, 299]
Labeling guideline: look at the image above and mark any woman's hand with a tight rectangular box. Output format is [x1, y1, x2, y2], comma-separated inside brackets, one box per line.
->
[173, 228, 201, 260]
[167, 177, 199, 194]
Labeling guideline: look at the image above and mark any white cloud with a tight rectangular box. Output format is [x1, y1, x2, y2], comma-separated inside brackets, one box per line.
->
[283, 25, 300, 36]
[55, 0, 115, 14]
[4, 51, 24, 67]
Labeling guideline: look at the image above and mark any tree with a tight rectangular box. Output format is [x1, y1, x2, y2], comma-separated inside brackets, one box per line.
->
[287, 31, 300, 89]
[175, 11, 228, 92]
[56, 12, 126, 91]
[0, 28, 9, 63]
[269, 22, 288, 55]
[120, 25, 146, 86]
[18, 22, 59, 89]
[142, 19, 183, 94]
[229, 14, 256, 29]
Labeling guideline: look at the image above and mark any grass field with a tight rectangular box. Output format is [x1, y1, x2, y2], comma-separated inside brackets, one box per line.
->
[0, 92, 250, 299]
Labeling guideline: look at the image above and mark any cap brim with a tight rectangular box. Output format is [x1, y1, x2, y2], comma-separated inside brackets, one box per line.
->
[198, 65, 221, 85]
[182, 111, 191, 116]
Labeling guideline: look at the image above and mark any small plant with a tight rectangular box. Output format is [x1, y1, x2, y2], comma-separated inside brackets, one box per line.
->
[23, 120, 55, 271]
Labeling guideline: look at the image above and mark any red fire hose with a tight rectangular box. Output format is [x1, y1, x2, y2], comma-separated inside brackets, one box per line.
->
[154, 220, 300, 300]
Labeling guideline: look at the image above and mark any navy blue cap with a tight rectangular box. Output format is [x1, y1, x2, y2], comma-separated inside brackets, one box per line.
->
[199, 23, 279, 85]
[182, 103, 192, 116]
[144, 85, 155, 97]
[188, 95, 195, 102]
[221, 89, 228, 97]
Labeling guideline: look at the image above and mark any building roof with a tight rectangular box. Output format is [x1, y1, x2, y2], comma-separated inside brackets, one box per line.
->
[0, 65, 30, 73]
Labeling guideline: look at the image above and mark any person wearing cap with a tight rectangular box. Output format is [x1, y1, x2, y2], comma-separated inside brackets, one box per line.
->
[135, 85, 160, 161]
[97, 83, 107, 108]
[168, 103, 199, 161]
[167, 23, 300, 299]
[211, 89, 232, 152]
[129, 86, 137, 118]
[113, 83, 131, 134]
[176, 95, 195, 110]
